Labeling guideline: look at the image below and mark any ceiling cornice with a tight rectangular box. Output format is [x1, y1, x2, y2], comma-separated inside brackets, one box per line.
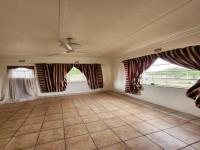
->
[121, 25, 200, 55]
[102, 0, 193, 53]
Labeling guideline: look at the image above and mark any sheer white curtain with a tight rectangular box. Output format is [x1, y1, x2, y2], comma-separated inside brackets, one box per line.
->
[2, 68, 38, 103]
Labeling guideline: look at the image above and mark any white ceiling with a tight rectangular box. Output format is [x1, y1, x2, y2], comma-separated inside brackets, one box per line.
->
[0, 0, 199, 57]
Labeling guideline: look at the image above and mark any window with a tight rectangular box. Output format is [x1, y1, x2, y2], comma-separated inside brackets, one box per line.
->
[8, 68, 35, 78]
[141, 58, 200, 88]
[66, 67, 87, 82]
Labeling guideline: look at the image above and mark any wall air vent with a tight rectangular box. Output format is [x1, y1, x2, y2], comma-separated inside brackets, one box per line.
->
[74, 61, 80, 64]
[19, 59, 26, 63]
[154, 48, 162, 53]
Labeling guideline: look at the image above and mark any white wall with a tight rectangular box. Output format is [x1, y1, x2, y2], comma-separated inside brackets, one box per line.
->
[0, 55, 112, 98]
[111, 33, 200, 117]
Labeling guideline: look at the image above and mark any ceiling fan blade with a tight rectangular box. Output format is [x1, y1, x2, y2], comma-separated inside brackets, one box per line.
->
[64, 50, 74, 53]
[61, 43, 72, 51]
[65, 43, 73, 50]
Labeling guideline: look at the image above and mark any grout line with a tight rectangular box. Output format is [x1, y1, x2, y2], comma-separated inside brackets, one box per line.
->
[91, 95, 132, 149]
[2, 104, 37, 150]
[61, 97, 67, 150]
[33, 103, 49, 150]
[178, 139, 200, 150]
[73, 96, 99, 150]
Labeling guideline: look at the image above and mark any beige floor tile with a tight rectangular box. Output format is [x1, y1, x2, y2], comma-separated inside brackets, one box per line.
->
[35, 140, 65, 150]
[147, 118, 175, 130]
[99, 142, 129, 150]
[119, 115, 142, 124]
[134, 113, 157, 121]
[46, 109, 62, 115]
[42, 120, 63, 131]
[147, 110, 167, 118]
[0, 138, 10, 150]
[86, 121, 108, 133]
[111, 110, 130, 117]
[165, 127, 200, 144]
[22, 147, 34, 150]
[4, 133, 38, 150]
[0, 128, 17, 139]
[28, 112, 46, 118]
[62, 108, 76, 113]
[15, 123, 42, 136]
[125, 136, 162, 150]
[78, 110, 94, 116]
[91, 130, 120, 148]
[181, 146, 197, 150]
[98, 112, 115, 120]
[1, 92, 200, 150]
[131, 122, 160, 134]
[64, 117, 83, 126]
[44, 114, 62, 122]
[37, 128, 64, 145]
[24, 116, 44, 125]
[130, 107, 151, 113]
[92, 107, 108, 113]
[162, 116, 187, 125]
[65, 124, 88, 138]
[181, 123, 200, 135]
[112, 125, 141, 141]
[147, 131, 187, 149]
[82, 114, 100, 123]
[63, 111, 79, 118]
[66, 134, 96, 150]
[1, 119, 24, 129]
[104, 118, 126, 128]
[191, 141, 200, 149]
[190, 118, 200, 125]
[77, 107, 91, 111]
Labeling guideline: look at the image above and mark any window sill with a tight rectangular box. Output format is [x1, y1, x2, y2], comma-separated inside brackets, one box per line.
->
[142, 83, 190, 90]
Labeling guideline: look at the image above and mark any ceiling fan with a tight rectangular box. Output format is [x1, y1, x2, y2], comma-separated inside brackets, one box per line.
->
[48, 37, 89, 56]
[47, 1, 94, 57]
[59, 37, 80, 53]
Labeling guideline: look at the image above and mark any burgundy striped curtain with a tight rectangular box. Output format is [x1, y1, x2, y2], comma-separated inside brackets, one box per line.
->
[36, 64, 73, 92]
[123, 45, 200, 107]
[186, 79, 200, 108]
[35, 64, 53, 92]
[158, 45, 200, 107]
[52, 64, 73, 92]
[75, 64, 103, 89]
[123, 55, 157, 94]
[158, 45, 200, 70]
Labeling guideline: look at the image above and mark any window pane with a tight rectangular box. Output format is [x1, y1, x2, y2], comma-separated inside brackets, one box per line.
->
[8, 68, 35, 78]
[66, 67, 87, 82]
[142, 58, 200, 88]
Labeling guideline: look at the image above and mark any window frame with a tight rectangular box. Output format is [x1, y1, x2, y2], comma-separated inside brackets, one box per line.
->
[141, 59, 200, 89]
[8, 67, 35, 79]
[65, 67, 87, 83]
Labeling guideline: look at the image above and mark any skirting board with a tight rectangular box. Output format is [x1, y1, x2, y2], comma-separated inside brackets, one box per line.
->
[0, 89, 107, 104]
[109, 89, 199, 118]
[38, 89, 107, 98]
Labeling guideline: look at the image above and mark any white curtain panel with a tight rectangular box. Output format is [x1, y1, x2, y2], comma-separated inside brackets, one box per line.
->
[1, 68, 38, 103]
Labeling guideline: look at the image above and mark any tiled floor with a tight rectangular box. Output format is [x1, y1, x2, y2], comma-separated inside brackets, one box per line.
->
[0, 92, 200, 150]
